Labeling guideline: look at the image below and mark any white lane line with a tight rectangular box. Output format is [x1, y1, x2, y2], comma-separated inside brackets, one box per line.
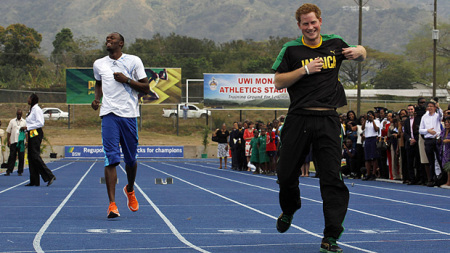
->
[118, 165, 210, 253]
[0, 162, 74, 195]
[350, 182, 450, 199]
[33, 162, 96, 253]
[189, 163, 450, 212]
[200, 162, 450, 199]
[143, 163, 376, 253]
[166, 162, 450, 236]
[349, 192, 450, 212]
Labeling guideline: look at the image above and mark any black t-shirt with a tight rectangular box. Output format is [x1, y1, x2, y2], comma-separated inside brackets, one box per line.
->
[272, 34, 352, 113]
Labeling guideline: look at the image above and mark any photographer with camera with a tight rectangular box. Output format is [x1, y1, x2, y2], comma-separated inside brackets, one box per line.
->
[362, 111, 380, 181]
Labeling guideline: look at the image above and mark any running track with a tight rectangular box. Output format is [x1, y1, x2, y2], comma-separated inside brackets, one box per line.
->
[0, 159, 449, 252]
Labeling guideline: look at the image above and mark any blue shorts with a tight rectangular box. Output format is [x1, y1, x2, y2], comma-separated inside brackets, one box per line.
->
[102, 113, 138, 167]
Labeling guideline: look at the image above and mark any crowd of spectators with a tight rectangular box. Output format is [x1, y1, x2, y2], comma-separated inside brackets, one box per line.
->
[212, 97, 450, 188]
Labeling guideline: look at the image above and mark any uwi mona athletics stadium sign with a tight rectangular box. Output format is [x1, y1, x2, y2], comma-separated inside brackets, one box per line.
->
[203, 73, 289, 108]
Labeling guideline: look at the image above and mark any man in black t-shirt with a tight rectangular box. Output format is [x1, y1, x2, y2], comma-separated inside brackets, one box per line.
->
[272, 3, 366, 253]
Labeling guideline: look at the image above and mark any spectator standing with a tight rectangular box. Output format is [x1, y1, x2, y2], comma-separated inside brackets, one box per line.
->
[419, 100, 442, 187]
[25, 94, 56, 187]
[398, 114, 408, 183]
[257, 126, 269, 174]
[354, 115, 365, 178]
[266, 123, 277, 175]
[378, 109, 390, 179]
[244, 122, 255, 171]
[0, 121, 4, 166]
[404, 105, 424, 185]
[249, 129, 260, 174]
[272, 3, 366, 251]
[214, 123, 229, 169]
[182, 103, 189, 120]
[362, 111, 380, 181]
[416, 98, 429, 172]
[439, 117, 450, 187]
[4, 109, 27, 176]
[230, 122, 245, 170]
[388, 116, 400, 180]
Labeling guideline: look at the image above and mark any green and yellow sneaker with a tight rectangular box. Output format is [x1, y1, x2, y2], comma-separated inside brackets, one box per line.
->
[320, 237, 343, 253]
[276, 213, 293, 233]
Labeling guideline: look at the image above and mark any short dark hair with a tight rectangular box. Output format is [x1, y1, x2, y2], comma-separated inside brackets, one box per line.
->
[112, 32, 124, 48]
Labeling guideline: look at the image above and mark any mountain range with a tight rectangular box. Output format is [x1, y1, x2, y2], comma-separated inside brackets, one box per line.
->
[0, 0, 448, 55]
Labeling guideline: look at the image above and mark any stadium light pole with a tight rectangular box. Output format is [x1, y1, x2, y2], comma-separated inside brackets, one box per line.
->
[432, 0, 438, 98]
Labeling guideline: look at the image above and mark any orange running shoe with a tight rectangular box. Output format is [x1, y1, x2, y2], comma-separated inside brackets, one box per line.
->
[107, 202, 120, 219]
[123, 185, 139, 212]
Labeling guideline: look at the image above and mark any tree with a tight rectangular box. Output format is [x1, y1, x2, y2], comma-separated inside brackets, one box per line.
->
[51, 28, 78, 67]
[372, 60, 416, 89]
[340, 47, 395, 89]
[0, 24, 43, 88]
[0, 24, 42, 68]
[404, 23, 449, 88]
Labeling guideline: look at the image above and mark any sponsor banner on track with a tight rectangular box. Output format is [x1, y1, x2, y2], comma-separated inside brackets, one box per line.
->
[65, 146, 184, 158]
[203, 73, 289, 108]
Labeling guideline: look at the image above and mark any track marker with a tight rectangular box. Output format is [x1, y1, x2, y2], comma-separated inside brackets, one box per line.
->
[155, 177, 173, 185]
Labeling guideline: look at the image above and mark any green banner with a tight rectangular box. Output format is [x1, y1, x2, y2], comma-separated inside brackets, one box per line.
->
[66, 68, 182, 104]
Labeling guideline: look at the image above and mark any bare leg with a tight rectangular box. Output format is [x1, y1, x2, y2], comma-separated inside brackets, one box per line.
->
[373, 160, 379, 177]
[125, 162, 137, 192]
[105, 165, 117, 202]
[224, 157, 227, 169]
[219, 157, 223, 168]
[365, 161, 371, 177]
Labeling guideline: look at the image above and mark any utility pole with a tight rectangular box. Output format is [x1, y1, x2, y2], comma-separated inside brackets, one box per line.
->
[432, 0, 438, 98]
[356, 0, 362, 116]
[355, 0, 368, 116]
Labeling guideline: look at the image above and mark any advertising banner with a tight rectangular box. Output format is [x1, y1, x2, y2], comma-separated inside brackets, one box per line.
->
[66, 68, 181, 104]
[203, 73, 289, 108]
[65, 146, 184, 158]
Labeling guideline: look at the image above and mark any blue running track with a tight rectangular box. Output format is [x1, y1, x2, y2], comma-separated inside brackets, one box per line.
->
[0, 159, 449, 252]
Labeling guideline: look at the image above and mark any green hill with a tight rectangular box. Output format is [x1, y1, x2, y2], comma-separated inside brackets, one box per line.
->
[0, 0, 448, 55]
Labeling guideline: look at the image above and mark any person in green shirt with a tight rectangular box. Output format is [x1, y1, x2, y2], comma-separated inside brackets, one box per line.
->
[258, 125, 270, 174]
[249, 129, 260, 174]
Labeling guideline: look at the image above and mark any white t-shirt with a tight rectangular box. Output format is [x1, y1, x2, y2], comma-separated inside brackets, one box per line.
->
[93, 53, 147, 118]
[364, 119, 380, 138]
[6, 118, 27, 144]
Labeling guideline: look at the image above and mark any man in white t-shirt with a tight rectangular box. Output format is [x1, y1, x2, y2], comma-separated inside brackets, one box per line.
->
[5, 109, 27, 176]
[91, 32, 150, 219]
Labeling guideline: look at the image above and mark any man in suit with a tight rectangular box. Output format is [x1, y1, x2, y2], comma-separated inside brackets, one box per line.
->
[229, 122, 244, 170]
[403, 105, 424, 185]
